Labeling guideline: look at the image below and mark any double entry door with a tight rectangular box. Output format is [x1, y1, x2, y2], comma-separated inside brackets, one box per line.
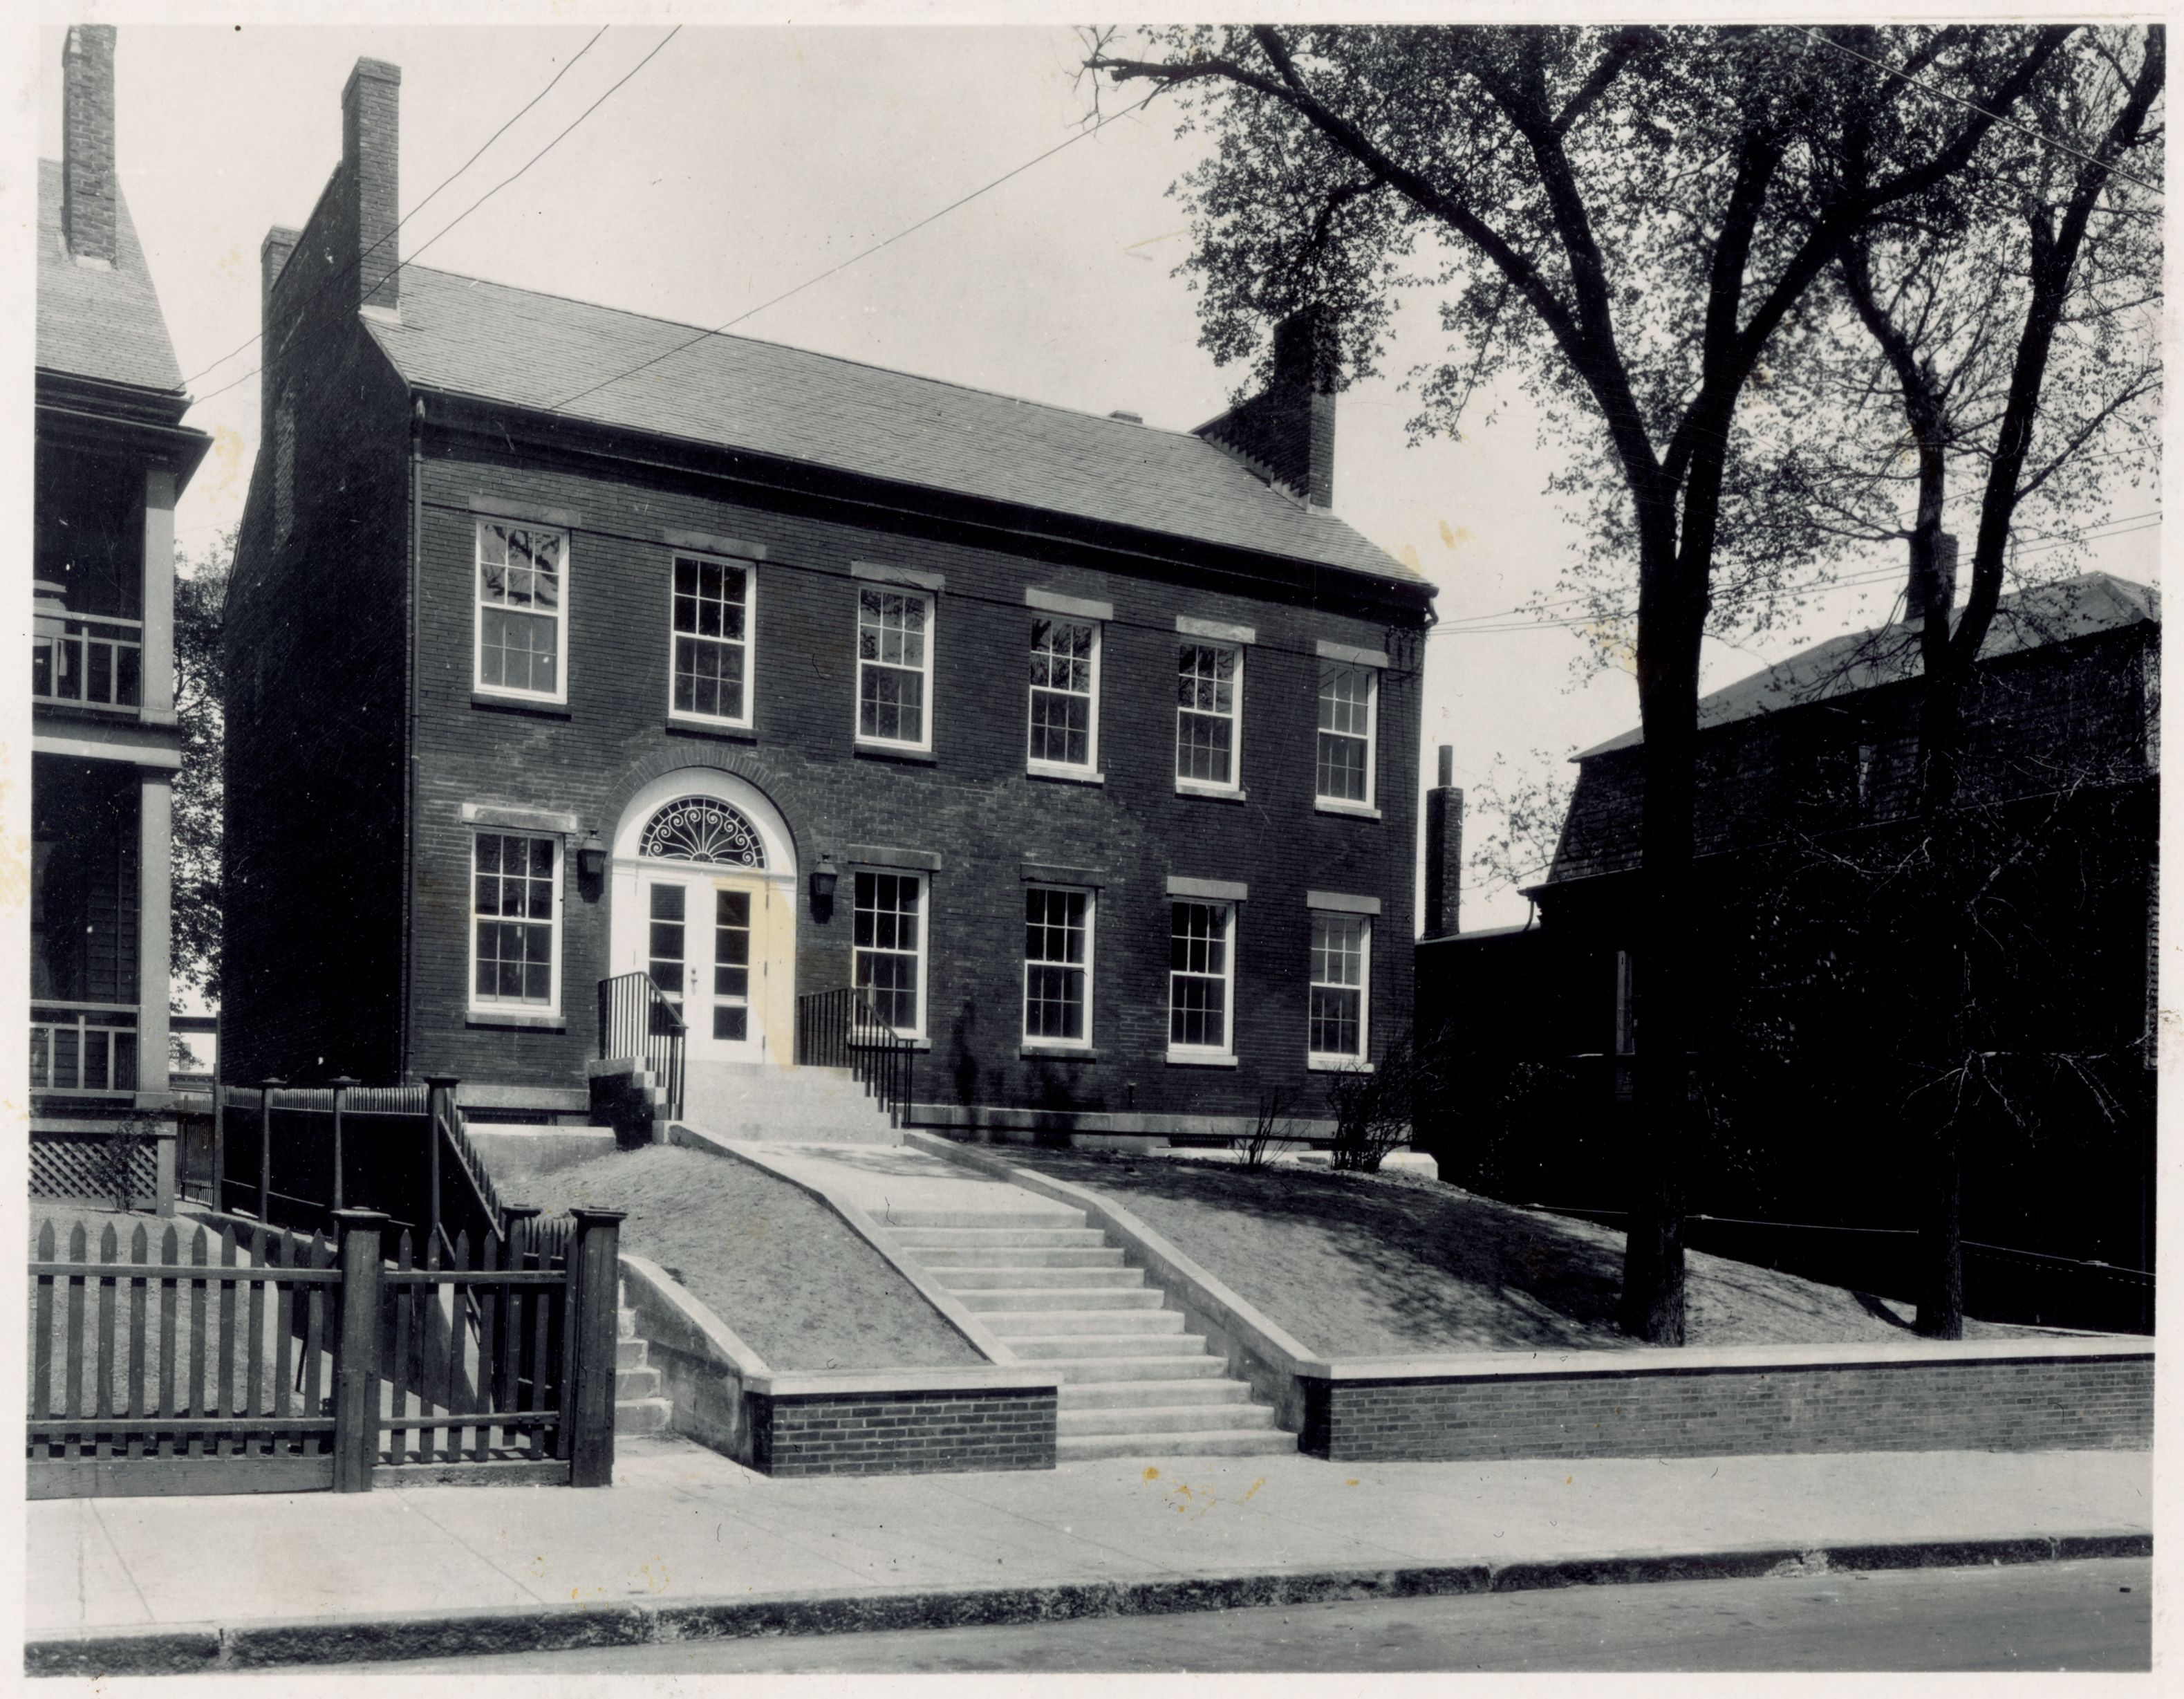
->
[642, 869, 785, 1061]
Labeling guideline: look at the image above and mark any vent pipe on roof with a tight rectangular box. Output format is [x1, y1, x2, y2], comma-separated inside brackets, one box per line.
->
[1109, 410, 1144, 425]
[61, 25, 118, 268]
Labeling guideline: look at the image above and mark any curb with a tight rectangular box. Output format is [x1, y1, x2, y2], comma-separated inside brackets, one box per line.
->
[25, 1529, 2151, 1675]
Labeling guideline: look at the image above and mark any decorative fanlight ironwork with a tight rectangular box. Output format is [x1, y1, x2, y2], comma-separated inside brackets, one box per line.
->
[637, 797, 767, 868]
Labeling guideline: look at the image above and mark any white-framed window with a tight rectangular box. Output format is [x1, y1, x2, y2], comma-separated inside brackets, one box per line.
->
[1028, 618, 1100, 773]
[852, 870, 926, 1038]
[1175, 642, 1242, 790]
[856, 588, 933, 750]
[1168, 901, 1235, 1056]
[669, 553, 754, 726]
[1316, 660, 1377, 806]
[469, 830, 560, 1015]
[1308, 913, 1370, 1064]
[475, 521, 568, 703]
[1023, 886, 1093, 1045]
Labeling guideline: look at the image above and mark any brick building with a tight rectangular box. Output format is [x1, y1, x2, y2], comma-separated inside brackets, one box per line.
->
[222, 59, 1433, 1138]
[31, 26, 211, 1201]
[1417, 570, 2158, 1272]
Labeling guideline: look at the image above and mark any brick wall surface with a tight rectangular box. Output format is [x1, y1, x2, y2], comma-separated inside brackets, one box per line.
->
[749, 1386, 1057, 1476]
[1300, 1354, 2154, 1463]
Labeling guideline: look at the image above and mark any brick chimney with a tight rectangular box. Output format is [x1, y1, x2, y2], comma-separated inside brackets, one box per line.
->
[61, 25, 118, 267]
[1424, 745, 1464, 938]
[341, 58, 402, 314]
[1193, 306, 1338, 508]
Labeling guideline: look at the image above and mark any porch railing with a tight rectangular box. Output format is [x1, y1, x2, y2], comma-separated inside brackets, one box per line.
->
[30, 1003, 139, 1096]
[796, 986, 916, 1126]
[596, 972, 686, 1123]
[32, 613, 143, 710]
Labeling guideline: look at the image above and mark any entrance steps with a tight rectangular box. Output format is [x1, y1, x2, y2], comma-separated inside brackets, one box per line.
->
[682, 1061, 900, 1144]
[615, 1285, 671, 1438]
[886, 1207, 1291, 1462]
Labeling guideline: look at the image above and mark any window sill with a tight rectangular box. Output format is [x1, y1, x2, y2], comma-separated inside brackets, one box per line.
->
[472, 694, 572, 721]
[1028, 764, 1105, 786]
[1020, 1044, 1100, 1061]
[855, 742, 937, 765]
[1175, 781, 1247, 802]
[1315, 799, 1382, 820]
[1308, 1057, 1374, 1073]
[666, 716, 757, 743]
[1166, 1051, 1238, 1068]
[467, 1011, 567, 1032]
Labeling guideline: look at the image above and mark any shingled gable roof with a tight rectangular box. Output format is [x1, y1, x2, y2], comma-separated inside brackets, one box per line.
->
[35, 158, 185, 396]
[1574, 572, 2160, 761]
[362, 265, 1419, 584]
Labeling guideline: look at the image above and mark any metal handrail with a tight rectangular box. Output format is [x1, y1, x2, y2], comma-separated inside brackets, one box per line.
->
[596, 972, 687, 1122]
[795, 985, 917, 1126]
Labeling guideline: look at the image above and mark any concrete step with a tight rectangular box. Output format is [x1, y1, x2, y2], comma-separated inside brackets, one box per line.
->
[915, 1246, 1125, 1270]
[1008, 1331, 1204, 1359]
[1056, 1429, 1296, 1462]
[1059, 1377, 1249, 1409]
[1036, 1353, 1231, 1383]
[615, 1366, 662, 1400]
[1058, 1402, 1278, 1438]
[980, 1307, 1184, 1336]
[877, 1208, 1085, 1231]
[618, 1308, 638, 1341]
[615, 1337, 648, 1371]
[615, 1397, 672, 1438]
[957, 1287, 1164, 1313]
[932, 1265, 1144, 1290]
[890, 1227, 1110, 1250]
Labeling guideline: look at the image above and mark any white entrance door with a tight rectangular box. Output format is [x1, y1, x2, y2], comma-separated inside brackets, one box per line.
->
[640, 867, 789, 1061]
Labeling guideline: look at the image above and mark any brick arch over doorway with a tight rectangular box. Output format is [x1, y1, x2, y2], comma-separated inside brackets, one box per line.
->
[603, 747, 815, 876]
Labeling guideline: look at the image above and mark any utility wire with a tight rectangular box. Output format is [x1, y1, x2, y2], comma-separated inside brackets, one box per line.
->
[189, 27, 680, 413]
[178, 26, 612, 390]
[1802, 28, 2163, 197]
[548, 89, 1164, 413]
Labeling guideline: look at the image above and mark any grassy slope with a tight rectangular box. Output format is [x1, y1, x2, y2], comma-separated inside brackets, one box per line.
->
[1001, 1151, 2045, 1357]
[520, 1146, 982, 1372]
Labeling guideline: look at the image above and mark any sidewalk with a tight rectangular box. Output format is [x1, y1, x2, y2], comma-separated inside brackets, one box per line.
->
[29, 1437, 2151, 1673]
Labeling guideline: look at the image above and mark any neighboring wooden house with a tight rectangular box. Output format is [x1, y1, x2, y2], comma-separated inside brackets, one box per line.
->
[31, 26, 211, 1205]
[1418, 571, 2158, 1270]
[222, 58, 1433, 1140]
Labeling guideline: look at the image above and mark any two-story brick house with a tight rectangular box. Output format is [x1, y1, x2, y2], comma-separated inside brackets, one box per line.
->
[222, 59, 1433, 1140]
[32, 26, 211, 1202]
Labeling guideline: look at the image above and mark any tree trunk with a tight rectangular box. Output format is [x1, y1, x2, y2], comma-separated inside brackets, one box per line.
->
[1916, 1116, 1966, 1337]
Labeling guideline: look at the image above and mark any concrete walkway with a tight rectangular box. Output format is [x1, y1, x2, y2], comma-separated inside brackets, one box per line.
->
[29, 1438, 2150, 1672]
[747, 1140, 1074, 1226]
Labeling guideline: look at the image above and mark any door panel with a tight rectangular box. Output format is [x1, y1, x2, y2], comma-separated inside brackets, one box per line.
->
[646, 882, 687, 1027]
[711, 887, 752, 1043]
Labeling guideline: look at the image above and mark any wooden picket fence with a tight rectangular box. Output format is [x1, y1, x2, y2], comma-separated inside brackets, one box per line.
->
[26, 1207, 622, 1500]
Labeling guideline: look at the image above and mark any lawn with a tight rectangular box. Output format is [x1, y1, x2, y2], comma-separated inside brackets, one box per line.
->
[997, 1150, 2048, 1357]
[519, 1144, 982, 1373]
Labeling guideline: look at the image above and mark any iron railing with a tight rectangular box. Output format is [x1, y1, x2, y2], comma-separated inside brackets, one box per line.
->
[597, 972, 686, 1123]
[30, 1003, 139, 1095]
[796, 985, 917, 1126]
[32, 613, 143, 709]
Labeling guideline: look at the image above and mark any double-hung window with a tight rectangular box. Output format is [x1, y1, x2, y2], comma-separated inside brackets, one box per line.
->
[852, 871, 926, 1037]
[670, 554, 753, 725]
[856, 588, 932, 750]
[1315, 658, 1378, 808]
[475, 522, 568, 703]
[1168, 901, 1235, 1057]
[470, 831, 559, 1015]
[1023, 886, 1092, 1045]
[1175, 643, 1242, 791]
[1308, 913, 1370, 1064]
[1028, 619, 1100, 773]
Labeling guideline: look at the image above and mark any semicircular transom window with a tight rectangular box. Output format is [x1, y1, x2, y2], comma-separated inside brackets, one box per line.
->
[637, 797, 767, 869]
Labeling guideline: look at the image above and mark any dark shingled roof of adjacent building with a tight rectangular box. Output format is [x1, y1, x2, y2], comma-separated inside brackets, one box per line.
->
[35, 158, 185, 394]
[363, 265, 1416, 583]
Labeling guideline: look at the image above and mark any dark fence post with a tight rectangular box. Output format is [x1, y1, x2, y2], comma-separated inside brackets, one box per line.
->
[211, 1073, 226, 1212]
[332, 1207, 389, 1492]
[424, 1075, 459, 1256]
[568, 1208, 624, 1487]
[328, 1075, 359, 1220]
[258, 1076, 285, 1223]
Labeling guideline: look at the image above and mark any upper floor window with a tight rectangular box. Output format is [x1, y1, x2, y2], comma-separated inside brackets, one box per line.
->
[475, 523, 567, 703]
[1316, 660, 1377, 808]
[1023, 886, 1092, 1045]
[471, 830, 560, 1015]
[853, 870, 926, 1037]
[1308, 913, 1370, 1064]
[1176, 643, 1242, 791]
[1168, 900, 1235, 1057]
[857, 588, 932, 750]
[670, 555, 753, 726]
[1029, 618, 1100, 773]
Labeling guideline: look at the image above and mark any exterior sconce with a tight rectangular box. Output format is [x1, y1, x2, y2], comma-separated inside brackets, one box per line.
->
[577, 830, 607, 881]
[810, 853, 839, 916]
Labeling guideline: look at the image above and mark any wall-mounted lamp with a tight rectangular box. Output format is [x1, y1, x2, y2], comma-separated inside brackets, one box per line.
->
[810, 853, 839, 909]
[577, 830, 607, 880]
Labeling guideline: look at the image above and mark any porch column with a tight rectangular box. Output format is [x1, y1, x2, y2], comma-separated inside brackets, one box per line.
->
[137, 772, 171, 1102]
[141, 467, 176, 724]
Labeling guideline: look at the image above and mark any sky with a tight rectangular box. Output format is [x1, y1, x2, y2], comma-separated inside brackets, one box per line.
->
[35, 20, 2163, 931]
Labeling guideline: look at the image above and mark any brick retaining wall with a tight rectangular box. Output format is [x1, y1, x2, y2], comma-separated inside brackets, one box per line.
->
[1300, 1346, 2152, 1463]
[749, 1385, 1058, 1477]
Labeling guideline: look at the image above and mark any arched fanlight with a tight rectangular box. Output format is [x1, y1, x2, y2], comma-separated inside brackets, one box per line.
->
[637, 797, 767, 868]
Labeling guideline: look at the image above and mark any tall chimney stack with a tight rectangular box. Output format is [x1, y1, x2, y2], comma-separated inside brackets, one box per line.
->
[61, 25, 118, 267]
[1424, 744, 1464, 939]
[341, 59, 402, 314]
[1193, 305, 1338, 508]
